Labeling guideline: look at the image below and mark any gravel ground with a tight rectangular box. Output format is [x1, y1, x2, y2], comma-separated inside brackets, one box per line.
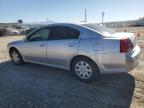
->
[0, 35, 144, 108]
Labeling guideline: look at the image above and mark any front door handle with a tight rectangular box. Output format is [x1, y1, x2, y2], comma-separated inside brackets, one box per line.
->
[68, 43, 76, 47]
[40, 43, 46, 47]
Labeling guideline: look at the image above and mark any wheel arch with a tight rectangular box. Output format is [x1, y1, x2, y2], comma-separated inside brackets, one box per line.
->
[9, 47, 19, 54]
[70, 55, 100, 72]
[9, 47, 23, 59]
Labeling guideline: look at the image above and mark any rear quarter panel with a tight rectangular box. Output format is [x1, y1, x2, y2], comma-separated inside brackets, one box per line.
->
[78, 32, 127, 73]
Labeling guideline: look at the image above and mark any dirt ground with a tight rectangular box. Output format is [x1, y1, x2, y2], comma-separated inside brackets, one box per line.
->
[0, 27, 144, 108]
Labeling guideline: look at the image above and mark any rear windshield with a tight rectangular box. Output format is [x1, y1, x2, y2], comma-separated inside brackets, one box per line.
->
[82, 24, 116, 36]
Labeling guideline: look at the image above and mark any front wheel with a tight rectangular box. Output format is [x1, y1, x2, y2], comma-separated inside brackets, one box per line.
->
[10, 49, 24, 65]
[72, 57, 100, 82]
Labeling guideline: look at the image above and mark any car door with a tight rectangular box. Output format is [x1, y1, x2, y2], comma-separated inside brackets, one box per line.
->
[46, 26, 81, 69]
[20, 28, 50, 63]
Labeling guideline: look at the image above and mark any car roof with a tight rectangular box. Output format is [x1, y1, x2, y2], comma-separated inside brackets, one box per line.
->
[42, 23, 98, 34]
[43, 23, 82, 29]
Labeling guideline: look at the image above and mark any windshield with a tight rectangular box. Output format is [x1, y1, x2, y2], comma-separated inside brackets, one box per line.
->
[82, 24, 116, 36]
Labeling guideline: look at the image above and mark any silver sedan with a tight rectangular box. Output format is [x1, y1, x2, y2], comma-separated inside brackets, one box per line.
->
[7, 23, 140, 82]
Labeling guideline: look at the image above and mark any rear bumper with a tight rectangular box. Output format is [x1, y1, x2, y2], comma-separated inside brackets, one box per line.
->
[126, 45, 140, 72]
[90, 45, 140, 74]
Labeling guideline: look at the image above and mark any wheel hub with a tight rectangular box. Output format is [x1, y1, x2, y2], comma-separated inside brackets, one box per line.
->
[11, 51, 20, 63]
[75, 61, 92, 79]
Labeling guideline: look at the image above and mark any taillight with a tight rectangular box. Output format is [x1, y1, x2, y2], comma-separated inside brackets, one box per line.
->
[120, 38, 133, 53]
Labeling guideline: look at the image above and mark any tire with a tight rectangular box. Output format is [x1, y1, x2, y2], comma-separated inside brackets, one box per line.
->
[72, 57, 100, 82]
[10, 49, 24, 65]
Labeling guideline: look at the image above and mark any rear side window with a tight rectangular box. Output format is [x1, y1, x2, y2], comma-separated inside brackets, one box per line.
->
[48, 26, 80, 40]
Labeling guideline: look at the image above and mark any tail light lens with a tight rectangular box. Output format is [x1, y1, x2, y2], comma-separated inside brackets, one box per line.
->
[120, 38, 133, 53]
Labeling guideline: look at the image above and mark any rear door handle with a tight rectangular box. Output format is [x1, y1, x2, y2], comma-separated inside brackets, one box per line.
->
[40, 43, 46, 47]
[68, 43, 76, 47]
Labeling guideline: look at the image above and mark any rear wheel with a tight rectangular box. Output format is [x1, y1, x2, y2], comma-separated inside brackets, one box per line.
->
[10, 49, 24, 65]
[72, 57, 100, 82]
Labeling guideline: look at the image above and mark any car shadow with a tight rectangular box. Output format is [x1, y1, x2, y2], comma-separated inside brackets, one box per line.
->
[0, 60, 135, 108]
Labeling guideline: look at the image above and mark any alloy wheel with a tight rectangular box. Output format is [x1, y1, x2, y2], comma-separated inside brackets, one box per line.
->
[75, 61, 92, 79]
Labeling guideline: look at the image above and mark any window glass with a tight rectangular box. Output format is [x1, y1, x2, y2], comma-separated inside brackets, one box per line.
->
[48, 26, 80, 40]
[28, 28, 50, 41]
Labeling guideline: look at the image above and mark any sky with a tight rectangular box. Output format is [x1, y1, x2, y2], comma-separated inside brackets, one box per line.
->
[0, 0, 144, 23]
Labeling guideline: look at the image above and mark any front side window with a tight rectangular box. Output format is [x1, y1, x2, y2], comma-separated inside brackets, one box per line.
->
[48, 26, 80, 40]
[28, 28, 50, 41]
